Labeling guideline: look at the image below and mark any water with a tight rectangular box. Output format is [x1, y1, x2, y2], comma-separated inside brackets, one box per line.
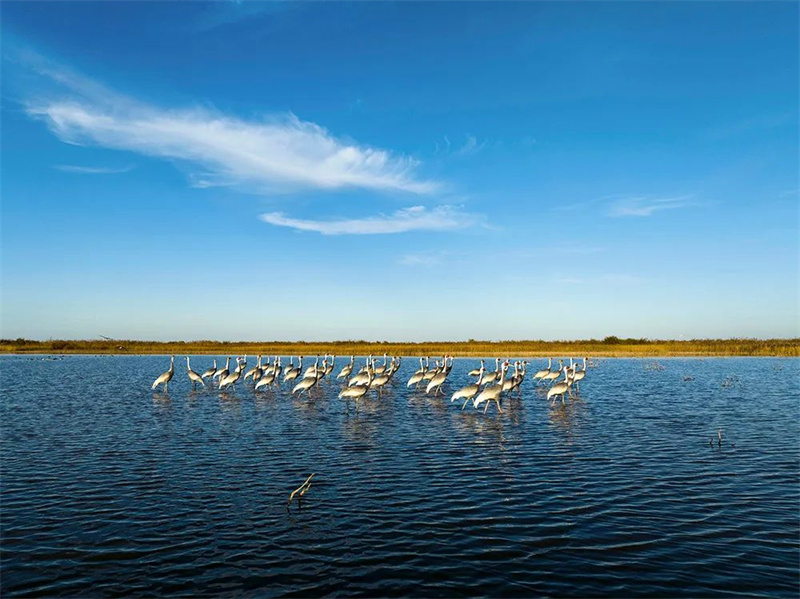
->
[2, 355, 798, 597]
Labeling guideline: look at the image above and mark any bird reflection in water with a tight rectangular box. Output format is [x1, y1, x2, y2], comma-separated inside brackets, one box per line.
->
[407, 388, 451, 419]
[342, 406, 379, 449]
[253, 389, 275, 411]
[453, 410, 511, 454]
[293, 393, 329, 421]
[185, 388, 205, 406]
[152, 391, 171, 406]
[548, 395, 587, 444]
[217, 391, 243, 416]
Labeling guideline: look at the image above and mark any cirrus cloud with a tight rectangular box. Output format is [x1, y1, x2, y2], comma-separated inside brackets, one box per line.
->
[260, 205, 480, 235]
[54, 164, 135, 174]
[23, 58, 439, 195]
[606, 195, 694, 217]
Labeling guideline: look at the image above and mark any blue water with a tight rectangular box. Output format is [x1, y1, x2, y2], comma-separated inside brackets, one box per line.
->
[2, 355, 798, 597]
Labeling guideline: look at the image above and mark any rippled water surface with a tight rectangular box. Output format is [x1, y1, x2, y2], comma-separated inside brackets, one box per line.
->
[2, 355, 798, 597]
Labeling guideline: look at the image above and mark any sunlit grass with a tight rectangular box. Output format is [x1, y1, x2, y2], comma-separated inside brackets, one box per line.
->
[1, 337, 797, 356]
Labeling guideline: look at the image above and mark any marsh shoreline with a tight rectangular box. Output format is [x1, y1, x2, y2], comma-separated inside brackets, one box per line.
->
[2, 338, 797, 357]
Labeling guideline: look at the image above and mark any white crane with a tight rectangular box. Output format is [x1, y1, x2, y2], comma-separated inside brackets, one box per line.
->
[481, 358, 503, 386]
[292, 370, 322, 396]
[357, 355, 374, 375]
[201, 359, 217, 380]
[243, 355, 263, 382]
[467, 360, 485, 377]
[533, 358, 552, 385]
[315, 358, 329, 384]
[426, 365, 448, 396]
[422, 358, 441, 381]
[541, 360, 564, 386]
[443, 355, 453, 375]
[303, 356, 321, 379]
[339, 369, 372, 411]
[547, 366, 573, 403]
[325, 355, 335, 377]
[452, 364, 485, 409]
[214, 357, 231, 382]
[473, 362, 509, 414]
[508, 360, 528, 396]
[263, 356, 275, 376]
[284, 356, 303, 383]
[407, 358, 427, 388]
[337, 356, 355, 380]
[186, 357, 205, 390]
[255, 359, 279, 390]
[369, 371, 391, 397]
[571, 357, 587, 390]
[385, 356, 401, 379]
[219, 364, 243, 391]
[373, 353, 389, 375]
[152, 356, 174, 391]
[502, 361, 520, 393]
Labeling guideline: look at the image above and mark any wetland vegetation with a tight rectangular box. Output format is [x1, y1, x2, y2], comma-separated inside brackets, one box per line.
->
[2, 337, 797, 356]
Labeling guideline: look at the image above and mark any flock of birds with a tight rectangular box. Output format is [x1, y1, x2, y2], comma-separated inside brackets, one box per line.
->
[151, 354, 591, 413]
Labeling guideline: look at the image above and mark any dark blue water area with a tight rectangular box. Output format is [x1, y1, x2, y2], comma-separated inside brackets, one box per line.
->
[1, 355, 798, 597]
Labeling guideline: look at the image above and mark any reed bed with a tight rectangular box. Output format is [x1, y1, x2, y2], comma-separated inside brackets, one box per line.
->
[1, 337, 797, 357]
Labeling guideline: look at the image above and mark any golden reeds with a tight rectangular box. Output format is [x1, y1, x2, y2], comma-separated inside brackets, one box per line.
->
[1, 337, 797, 357]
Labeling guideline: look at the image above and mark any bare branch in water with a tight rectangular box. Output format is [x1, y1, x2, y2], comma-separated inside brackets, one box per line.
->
[288, 474, 316, 505]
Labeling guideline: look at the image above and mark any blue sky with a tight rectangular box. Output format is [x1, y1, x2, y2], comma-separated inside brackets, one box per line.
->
[1, 1, 798, 341]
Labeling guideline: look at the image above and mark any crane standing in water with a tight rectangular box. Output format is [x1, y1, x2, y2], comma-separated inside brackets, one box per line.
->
[547, 366, 573, 404]
[186, 357, 205, 390]
[473, 362, 509, 414]
[337, 356, 355, 380]
[532, 358, 552, 385]
[452, 363, 485, 409]
[339, 368, 373, 412]
[201, 359, 217, 380]
[214, 357, 231, 383]
[152, 356, 174, 392]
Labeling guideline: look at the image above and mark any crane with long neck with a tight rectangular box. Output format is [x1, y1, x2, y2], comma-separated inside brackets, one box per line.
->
[152, 356, 174, 392]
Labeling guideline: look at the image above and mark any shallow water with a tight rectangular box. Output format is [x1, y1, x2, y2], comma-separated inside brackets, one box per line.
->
[1, 355, 798, 597]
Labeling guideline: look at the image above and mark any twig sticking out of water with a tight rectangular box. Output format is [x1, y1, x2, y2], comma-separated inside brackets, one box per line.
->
[710, 429, 735, 448]
[288, 473, 315, 506]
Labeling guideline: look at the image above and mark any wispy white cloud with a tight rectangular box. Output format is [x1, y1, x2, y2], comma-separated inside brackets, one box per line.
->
[453, 135, 485, 157]
[260, 205, 480, 235]
[555, 193, 696, 217]
[606, 195, 693, 217]
[55, 164, 135, 175]
[24, 59, 439, 195]
[434, 134, 486, 158]
[188, 1, 298, 32]
[443, 136, 452, 153]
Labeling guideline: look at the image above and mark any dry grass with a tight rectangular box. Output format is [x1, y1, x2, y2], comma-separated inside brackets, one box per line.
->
[1, 337, 797, 357]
